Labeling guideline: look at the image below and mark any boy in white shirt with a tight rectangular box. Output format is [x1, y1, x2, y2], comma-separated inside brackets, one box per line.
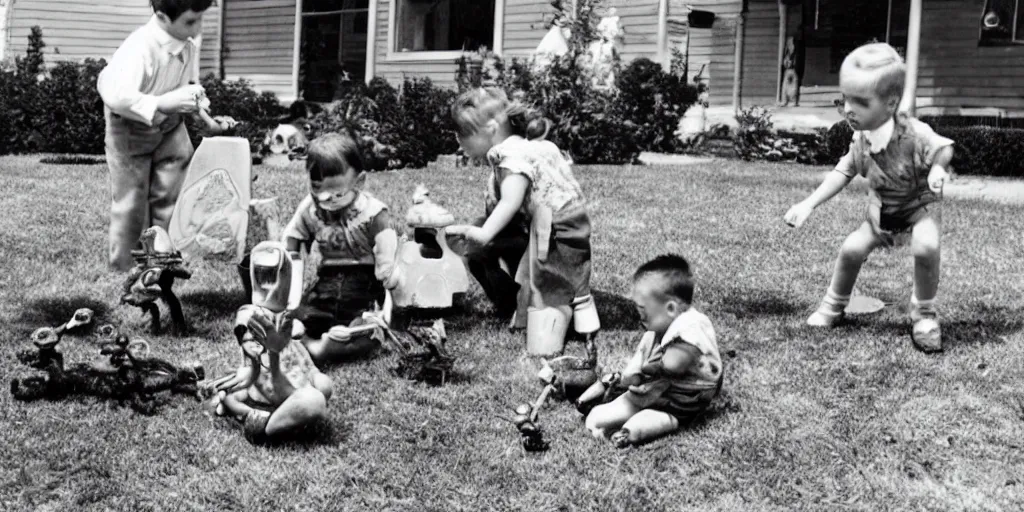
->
[98, 0, 220, 271]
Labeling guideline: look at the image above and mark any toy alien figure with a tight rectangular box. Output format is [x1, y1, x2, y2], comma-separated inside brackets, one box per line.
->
[10, 311, 204, 415]
[203, 241, 334, 444]
[120, 226, 192, 335]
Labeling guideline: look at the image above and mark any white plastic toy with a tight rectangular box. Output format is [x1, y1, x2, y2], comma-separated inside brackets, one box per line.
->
[390, 185, 470, 309]
[168, 137, 252, 263]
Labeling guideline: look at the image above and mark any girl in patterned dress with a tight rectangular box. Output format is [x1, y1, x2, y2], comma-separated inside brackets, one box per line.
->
[447, 87, 599, 353]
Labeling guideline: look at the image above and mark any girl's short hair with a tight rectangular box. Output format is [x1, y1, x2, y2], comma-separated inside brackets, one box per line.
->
[451, 87, 550, 141]
[305, 132, 365, 181]
[839, 43, 906, 100]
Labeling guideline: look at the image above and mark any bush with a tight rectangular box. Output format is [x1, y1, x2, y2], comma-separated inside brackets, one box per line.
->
[32, 59, 107, 154]
[615, 58, 698, 153]
[940, 126, 1024, 177]
[821, 120, 854, 165]
[309, 77, 459, 170]
[733, 106, 826, 164]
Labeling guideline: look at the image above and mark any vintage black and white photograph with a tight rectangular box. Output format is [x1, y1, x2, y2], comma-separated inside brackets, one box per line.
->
[0, 0, 1022, 510]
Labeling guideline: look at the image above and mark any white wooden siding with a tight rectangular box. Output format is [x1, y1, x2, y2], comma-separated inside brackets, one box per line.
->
[7, 0, 220, 76]
[222, 0, 296, 100]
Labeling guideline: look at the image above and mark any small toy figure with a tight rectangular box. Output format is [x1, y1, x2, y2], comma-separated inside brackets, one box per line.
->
[391, 185, 470, 310]
[11, 311, 204, 415]
[202, 241, 335, 444]
[510, 402, 550, 452]
[120, 226, 192, 335]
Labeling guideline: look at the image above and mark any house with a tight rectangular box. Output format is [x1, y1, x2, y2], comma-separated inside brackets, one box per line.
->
[699, 0, 1024, 130]
[1, 0, 222, 78]
[4, 0, 1022, 125]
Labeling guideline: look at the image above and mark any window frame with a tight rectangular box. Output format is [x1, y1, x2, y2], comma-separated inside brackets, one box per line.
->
[385, 0, 505, 62]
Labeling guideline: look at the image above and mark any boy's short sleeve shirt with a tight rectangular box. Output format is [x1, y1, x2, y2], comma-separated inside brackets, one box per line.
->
[283, 192, 390, 264]
[834, 115, 954, 215]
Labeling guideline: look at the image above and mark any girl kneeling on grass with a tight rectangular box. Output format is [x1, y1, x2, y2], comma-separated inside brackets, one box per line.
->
[446, 87, 600, 353]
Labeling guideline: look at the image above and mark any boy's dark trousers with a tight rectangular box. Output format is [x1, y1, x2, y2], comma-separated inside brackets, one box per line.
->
[105, 108, 194, 271]
[465, 215, 528, 318]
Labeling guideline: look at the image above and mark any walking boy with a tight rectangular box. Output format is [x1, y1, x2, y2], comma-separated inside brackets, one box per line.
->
[98, 0, 214, 271]
[784, 43, 954, 352]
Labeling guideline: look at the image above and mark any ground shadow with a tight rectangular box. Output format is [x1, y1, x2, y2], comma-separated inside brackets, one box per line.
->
[845, 303, 1024, 349]
[715, 287, 803, 317]
[209, 415, 351, 449]
[270, 419, 351, 450]
[15, 295, 112, 333]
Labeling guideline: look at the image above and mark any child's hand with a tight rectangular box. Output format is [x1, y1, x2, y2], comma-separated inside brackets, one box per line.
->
[213, 116, 238, 132]
[783, 201, 814, 228]
[158, 84, 206, 114]
[447, 225, 489, 246]
[928, 165, 949, 194]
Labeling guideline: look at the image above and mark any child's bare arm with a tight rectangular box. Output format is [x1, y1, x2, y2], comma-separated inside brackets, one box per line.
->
[928, 146, 954, 193]
[450, 173, 529, 245]
[784, 170, 854, 228]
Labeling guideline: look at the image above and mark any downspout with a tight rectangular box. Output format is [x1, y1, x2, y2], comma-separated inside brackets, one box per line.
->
[899, 0, 921, 114]
[0, 0, 12, 64]
[216, 0, 225, 79]
[656, 0, 668, 68]
[493, 0, 505, 55]
[732, 11, 745, 113]
[776, 0, 786, 103]
[291, 0, 303, 103]
[365, 0, 378, 83]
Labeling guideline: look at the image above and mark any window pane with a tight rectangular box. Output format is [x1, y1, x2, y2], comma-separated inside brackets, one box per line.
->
[395, 0, 495, 52]
[304, 0, 369, 14]
[980, 0, 1015, 45]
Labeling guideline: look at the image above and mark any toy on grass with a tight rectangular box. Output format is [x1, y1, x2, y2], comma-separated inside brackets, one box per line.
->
[168, 135, 251, 263]
[503, 340, 601, 452]
[10, 312, 205, 415]
[390, 185, 470, 309]
[357, 309, 455, 385]
[201, 241, 334, 444]
[120, 226, 192, 335]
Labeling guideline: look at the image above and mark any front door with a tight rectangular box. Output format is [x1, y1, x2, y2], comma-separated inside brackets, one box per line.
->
[300, 0, 371, 102]
[788, 0, 910, 93]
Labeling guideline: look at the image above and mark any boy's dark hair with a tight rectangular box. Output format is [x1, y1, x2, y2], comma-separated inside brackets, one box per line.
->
[634, 254, 694, 304]
[306, 131, 365, 181]
[152, 0, 214, 21]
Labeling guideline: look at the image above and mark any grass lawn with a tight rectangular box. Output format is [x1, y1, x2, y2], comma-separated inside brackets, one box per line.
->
[1, 154, 1022, 511]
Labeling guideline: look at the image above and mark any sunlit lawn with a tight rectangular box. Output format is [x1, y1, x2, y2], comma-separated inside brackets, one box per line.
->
[0, 154, 1022, 511]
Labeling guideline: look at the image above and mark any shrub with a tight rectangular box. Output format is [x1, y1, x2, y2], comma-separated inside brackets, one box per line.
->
[821, 120, 854, 165]
[309, 77, 459, 170]
[32, 59, 107, 154]
[940, 126, 1024, 177]
[733, 106, 826, 164]
[615, 57, 698, 153]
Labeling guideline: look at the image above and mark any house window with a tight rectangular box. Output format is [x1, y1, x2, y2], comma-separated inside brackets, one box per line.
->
[300, 0, 370, 102]
[393, 0, 495, 53]
[980, 0, 1024, 45]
